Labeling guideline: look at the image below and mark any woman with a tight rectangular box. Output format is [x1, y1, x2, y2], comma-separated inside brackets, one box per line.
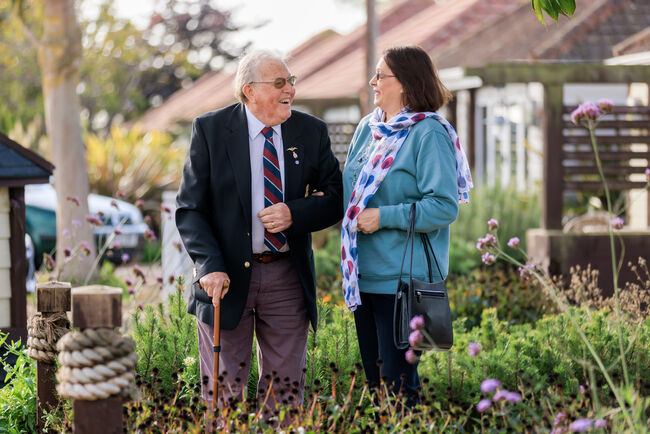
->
[340, 46, 472, 400]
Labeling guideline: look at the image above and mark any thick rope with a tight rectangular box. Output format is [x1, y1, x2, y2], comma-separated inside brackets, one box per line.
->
[27, 313, 70, 363]
[56, 328, 138, 401]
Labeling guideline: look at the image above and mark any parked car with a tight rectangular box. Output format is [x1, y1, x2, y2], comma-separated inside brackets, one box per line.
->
[25, 184, 150, 269]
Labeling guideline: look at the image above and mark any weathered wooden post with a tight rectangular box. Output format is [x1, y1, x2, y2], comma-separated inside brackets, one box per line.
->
[28, 281, 71, 432]
[56, 285, 136, 434]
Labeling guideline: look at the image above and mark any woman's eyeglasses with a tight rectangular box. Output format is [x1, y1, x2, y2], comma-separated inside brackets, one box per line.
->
[249, 75, 297, 89]
[370, 72, 396, 81]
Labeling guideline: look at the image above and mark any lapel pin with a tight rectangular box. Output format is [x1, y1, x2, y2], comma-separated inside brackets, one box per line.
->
[287, 147, 299, 164]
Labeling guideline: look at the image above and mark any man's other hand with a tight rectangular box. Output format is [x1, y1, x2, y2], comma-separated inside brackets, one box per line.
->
[258, 202, 293, 233]
[199, 272, 230, 307]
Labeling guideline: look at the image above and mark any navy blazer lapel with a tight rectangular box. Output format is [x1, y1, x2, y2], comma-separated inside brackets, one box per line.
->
[224, 104, 252, 230]
[281, 113, 304, 201]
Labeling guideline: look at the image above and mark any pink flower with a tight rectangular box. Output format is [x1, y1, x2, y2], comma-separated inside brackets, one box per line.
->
[480, 378, 501, 393]
[409, 315, 425, 331]
[518, 263, 535, 279]
[476, 399, 491, 412]
[114, 228, 123, 235]
[144, 229, 157, 242]
[597, 99, 614, 114]
[507, 237, 520, 248]
[66, 195, 80, 206]
[468, 341, 481, 357]
[476, 234, 497, 252]
[135, 199, 144, 210]
[80, 241, 91, 255]
[569, 418, 593, 432]
[408, 330, 423, 347]
[113, 241, 121, 249]
[505, 391, 521, 402]
[161, 204, 172, 213]
[487, 218, 499, 231]
[579, 384, 586, 394]
[611, 217, 624, 230]
[646, 167, 650, 180]
[85, 214, 103, 226]
[594, 419, 606, 429]
[116, 190, 125, 198]
[405, 349, 418, 364]
[481, 252, 496, 265]
[493, 389, 508, 400]
[128, 288, 135, 295]
[555, 412, 567, 426]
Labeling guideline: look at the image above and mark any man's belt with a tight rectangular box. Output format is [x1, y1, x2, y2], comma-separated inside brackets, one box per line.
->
[251, 251, 291, 264]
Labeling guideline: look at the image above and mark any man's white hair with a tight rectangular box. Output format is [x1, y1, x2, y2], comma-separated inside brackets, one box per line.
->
[234, 50, 288, 103]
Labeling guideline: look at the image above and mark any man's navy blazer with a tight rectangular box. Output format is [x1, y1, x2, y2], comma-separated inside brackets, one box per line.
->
[176, 103, 343, 331]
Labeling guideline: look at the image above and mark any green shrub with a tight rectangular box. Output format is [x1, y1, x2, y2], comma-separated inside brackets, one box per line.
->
[0, 337, 36, 433]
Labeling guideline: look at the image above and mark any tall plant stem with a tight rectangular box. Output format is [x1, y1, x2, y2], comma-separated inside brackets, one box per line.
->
[587, 120, 629, 388]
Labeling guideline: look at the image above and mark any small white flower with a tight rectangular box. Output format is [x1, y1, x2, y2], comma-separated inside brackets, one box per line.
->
[183, 356, 196, 367]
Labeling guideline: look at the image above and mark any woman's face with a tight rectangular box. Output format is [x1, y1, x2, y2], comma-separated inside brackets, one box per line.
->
[369, 57, 404, 117]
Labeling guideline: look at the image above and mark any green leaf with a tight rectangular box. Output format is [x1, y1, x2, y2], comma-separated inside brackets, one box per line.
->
[557, 0, 576, 17]
[540, 0, 559, 21]
[531, 0, 546, 23]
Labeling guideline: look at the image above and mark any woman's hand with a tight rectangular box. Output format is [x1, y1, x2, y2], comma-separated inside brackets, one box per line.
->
[357, 208, 380, 234]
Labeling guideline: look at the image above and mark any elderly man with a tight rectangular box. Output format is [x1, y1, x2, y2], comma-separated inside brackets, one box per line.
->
[175, 50, 343, 413]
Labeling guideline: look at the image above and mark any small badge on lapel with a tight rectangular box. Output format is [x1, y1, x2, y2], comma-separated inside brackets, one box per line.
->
[287, 147, 299, 164]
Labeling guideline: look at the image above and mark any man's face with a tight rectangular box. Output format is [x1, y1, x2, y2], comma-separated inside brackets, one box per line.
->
[244, 60, 295, 126]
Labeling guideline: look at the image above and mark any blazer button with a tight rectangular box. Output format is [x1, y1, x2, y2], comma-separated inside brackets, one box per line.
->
[247, 232, 250, 237]
[244, 261, 251, 268]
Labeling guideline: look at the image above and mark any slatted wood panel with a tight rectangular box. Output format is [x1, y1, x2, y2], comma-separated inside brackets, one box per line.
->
[0, 187, 10, 328]
[562, 105, 650, 191]
[328, 122, 358, 169]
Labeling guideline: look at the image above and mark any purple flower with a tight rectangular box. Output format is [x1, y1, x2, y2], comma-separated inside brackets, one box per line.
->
[476, 399, 491, 412]
[121, 253, 130, 263]
[597, 99, 614, 114]
[80, 241, 91, 255]
[72, 220, 82, 228]
[476, 234, 497, 252]
[480, 378, 501, 393]
[505, 391, 521, 402]
[63, 247, 72, 257]
[507, 237, 520, 248]
[468, 341, 481, 357]
[156, 275, 163, 283]
[569, 418, 593, 432]
[405, 349, 418, 364]
[114, 228, 123, 235]
[409, 330, 423, 347]
[481, 252, 496, 265]
[611, 217, 624, 230]
[551, 429, 567, 434]
[487, 218, 499, 231]
[493, 389, 508, 400]
[645, 167, 650, 180]
[128, 288, 135, 295]
[409, 315, 425, 331]
[113, 241, 121, 249]
[555, 412, 567, 426]
[168, 274, 176, 285]
[594, 419, 606, 428]
[125, 278, 133, 286]
[518, 263, 535, 279]
[579, 384, 586, 394]
[144, 229, 157, 242]
[85, 214, 103, 226]
[66, 195, 80, 206]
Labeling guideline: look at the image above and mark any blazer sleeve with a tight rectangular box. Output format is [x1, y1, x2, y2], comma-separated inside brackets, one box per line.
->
[175, 118, 227, 282]
[378, 129, 459, 233]
[284, 121, 343, 236]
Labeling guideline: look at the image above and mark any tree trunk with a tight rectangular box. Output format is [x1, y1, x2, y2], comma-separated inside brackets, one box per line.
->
[39, 0, 96, 281]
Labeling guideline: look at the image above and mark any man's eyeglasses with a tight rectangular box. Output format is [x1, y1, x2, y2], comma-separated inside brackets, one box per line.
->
[371, 72, 396, 81]
[249, 75, 297, 89]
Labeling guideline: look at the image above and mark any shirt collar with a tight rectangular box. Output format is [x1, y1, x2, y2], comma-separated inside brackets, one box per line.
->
[245, 105, 281, 140]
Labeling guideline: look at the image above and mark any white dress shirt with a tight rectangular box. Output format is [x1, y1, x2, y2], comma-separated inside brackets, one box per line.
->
[245, 105, 289, 253]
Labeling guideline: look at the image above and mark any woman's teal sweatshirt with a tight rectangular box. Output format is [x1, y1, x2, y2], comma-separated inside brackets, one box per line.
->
[342, 114, 459, 294]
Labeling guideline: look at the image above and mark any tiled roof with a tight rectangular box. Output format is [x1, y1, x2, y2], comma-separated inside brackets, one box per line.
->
[613, 26, 650, 56]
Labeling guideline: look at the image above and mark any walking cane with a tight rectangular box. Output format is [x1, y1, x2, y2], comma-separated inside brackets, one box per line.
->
[212, 280, 227, 427]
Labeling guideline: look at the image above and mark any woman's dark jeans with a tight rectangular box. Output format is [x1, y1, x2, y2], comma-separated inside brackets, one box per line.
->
[353, 292, 420, 404]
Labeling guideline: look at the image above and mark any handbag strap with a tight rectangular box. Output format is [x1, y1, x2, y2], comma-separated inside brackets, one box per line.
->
[397, 203, 446, 284]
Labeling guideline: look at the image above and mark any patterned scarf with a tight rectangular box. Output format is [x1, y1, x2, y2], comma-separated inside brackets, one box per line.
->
[341, 107, 473, 311]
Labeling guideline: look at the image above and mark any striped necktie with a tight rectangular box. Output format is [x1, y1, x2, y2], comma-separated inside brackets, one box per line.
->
[262, 127, 287, 252]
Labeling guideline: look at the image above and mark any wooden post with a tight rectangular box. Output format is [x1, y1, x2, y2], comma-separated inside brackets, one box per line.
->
[35, 281, 71, 433]
[541, 83, 564, 229]
[70, 285, 123, 434]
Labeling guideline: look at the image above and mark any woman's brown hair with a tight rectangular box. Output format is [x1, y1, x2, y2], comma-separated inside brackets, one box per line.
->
[382, 46, 452, 112]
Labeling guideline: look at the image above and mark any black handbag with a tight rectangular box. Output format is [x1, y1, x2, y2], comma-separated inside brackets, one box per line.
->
[393, 203, 453, 351]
